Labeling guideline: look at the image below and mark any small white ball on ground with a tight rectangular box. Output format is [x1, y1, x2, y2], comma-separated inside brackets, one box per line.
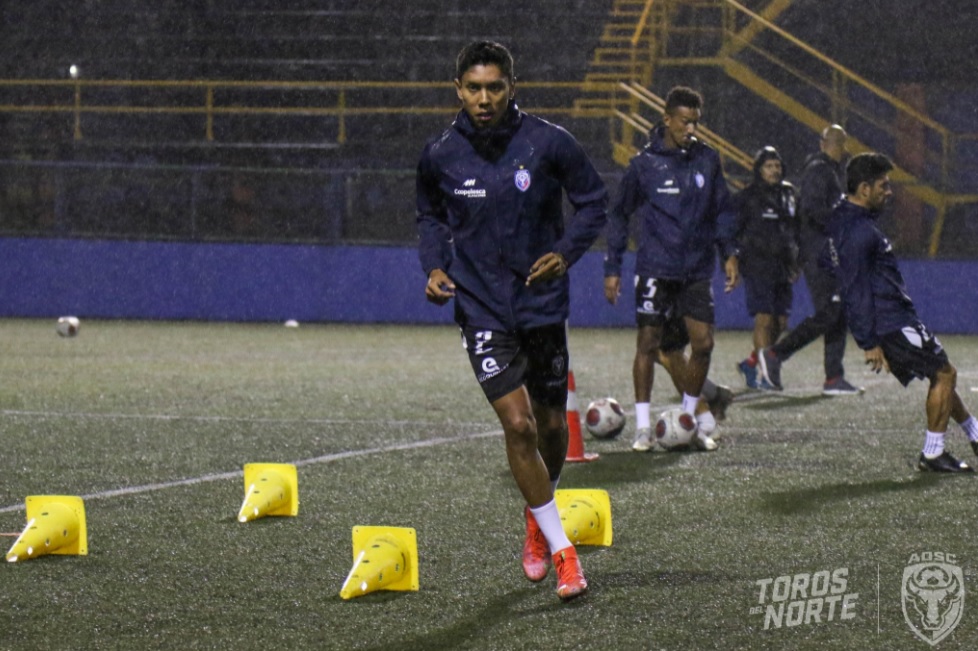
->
[284, 319, 299, 328]
[56, 316, 80, 337]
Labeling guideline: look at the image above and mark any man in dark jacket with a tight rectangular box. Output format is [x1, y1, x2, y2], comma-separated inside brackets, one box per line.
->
[417, 41, 607, 601]
[825, 152, 978, 472]
[734, 146, 799, 389]
[603, 85, 739, 453]
[756, 125, 863, 396]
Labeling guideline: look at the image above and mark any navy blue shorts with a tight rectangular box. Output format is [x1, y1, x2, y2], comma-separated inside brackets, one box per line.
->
[460, 323, 569, 407]
[743, 275, 793, 317]
[879, 322, 949, 387]
[659, 315, 690, 353]
[633, 276, 715, 328]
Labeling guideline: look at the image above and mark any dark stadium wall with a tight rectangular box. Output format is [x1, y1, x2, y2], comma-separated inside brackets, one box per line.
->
[2, 238, 976, 334]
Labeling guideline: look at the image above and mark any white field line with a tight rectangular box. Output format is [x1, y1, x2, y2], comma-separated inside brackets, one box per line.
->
[0, 409, 486, 429]
[0, 430, 501, 515]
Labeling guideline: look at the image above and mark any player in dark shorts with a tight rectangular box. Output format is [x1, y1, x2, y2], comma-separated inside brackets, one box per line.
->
[825, 152, 978, 472]
[418, 42, 607, 600]
[732, 146, 799, 391]
[603, 86, 740, 453]
[655, 304, 735, 423]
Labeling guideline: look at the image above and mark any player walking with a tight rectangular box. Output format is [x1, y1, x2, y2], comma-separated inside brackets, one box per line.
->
[733, 146, 800, 390]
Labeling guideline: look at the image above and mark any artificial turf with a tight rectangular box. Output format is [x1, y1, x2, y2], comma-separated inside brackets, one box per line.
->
[1, 319, 976, 650]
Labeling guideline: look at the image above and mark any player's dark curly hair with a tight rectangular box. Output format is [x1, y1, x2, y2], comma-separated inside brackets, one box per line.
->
[455, 41, 515, 83]
[845, 152, 893, 194]
[664, 86, 703, 114]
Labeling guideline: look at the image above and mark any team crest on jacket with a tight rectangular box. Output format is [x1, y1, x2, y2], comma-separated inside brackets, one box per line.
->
[694, 172, 705, 188]
[514, 168, 531, 192]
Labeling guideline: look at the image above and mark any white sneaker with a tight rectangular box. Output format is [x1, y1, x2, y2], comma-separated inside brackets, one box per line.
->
[632, 427, 654, 452]
[694, 430, 719, 452]
[696, 411, 720, 444]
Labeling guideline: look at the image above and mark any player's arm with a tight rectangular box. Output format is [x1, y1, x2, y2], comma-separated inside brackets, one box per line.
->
[416, 148, 455, 305]
[833, 224, 879, 350]
[547, 130, 609, 270]
[602, 163, 641, 283]
[603, 276, 621, 305]
[864, 346, 890, 374]
[713, 161, 740, 292]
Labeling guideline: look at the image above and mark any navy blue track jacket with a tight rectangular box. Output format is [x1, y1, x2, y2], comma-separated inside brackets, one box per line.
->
[416, 102, 608, 331]
[603, 126, 738, 281]
[824, 200, 919, 350]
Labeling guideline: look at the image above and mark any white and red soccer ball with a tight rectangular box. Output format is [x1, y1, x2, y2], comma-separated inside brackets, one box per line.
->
[585, 397, 626, 439]
[56, 316, 80, 337]
[655, 408, 698, 450]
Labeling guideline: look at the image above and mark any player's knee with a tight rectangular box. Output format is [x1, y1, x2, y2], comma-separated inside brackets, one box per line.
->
[935, 363, 957, 388]
[502, 411, 536, 439]
[689, 334, 714, 358]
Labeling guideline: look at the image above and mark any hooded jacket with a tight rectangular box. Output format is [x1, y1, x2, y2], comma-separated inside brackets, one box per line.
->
[824, 199, 919, 350]
[603, 125, 738, 281]
[732, 147, 799, 280]
[416, 102, 608, 331]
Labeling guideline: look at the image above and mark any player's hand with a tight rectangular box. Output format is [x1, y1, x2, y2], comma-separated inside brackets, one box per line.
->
[864, 346, 889, 374]
[526, 252, 567, 286]
[723, 255, 740, 293]
[425, 268, 455, 305]
[604, 276, 621, 305]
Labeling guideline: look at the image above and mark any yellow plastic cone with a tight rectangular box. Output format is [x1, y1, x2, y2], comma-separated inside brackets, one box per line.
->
[5, 495, 88, 563]
[339, 526, 418, 600]
[237, 463, 299, 523]
[555, 489, 613, 547]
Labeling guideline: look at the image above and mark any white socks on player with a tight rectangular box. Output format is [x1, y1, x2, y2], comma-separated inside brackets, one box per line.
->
[682, 393, 699, 416]
[635, 402, 651, 431]
[696, 410, 717, 437]
[922, 430, 945, 459]
[960, 416, 978, 442]
[530, 499, 572, 554]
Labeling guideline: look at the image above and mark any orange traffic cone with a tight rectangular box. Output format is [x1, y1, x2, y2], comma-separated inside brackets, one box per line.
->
[565, 367, 598, 462]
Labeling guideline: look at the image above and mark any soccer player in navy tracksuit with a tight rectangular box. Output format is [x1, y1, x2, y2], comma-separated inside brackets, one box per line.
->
[416, 41, 607, 600]
[825, 152, 978, 473]
[603, 86, 740, 453]
[733, 146, 800, 390]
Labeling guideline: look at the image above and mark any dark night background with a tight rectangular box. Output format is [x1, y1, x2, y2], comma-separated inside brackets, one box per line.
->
[0, 1, 974, 255]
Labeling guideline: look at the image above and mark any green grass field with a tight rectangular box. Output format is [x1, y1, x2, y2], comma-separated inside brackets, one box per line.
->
[2, 318, 977, 651]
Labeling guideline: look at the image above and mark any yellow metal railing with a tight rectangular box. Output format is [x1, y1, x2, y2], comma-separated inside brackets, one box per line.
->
[583, 0, 977, 256]
[0, 79, 618, 145]
[716, 0, 977, 255]
[615, 81, 753, 184]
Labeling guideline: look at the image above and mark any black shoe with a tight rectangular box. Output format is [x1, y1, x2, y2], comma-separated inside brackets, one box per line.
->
[918, 451, 975, 473]
[758, 348, 783, 391]
[972, 441, 978, 458]
[708, 385, 734, 421]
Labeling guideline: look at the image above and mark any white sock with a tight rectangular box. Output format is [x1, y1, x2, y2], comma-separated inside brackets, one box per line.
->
[696, 410, 717, 436]
[923, 430, 945, 459]
[529, 499, 572, 554]
[700, 379, 718, 401]
[682, 393, 699, 415]
[635, 402, 651, 431]
[959, 416, 978, 442]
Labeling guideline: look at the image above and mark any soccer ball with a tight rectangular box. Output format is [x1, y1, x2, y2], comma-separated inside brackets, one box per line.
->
[655, 408, 697, 450]
[56, 316, 80, 337]
[584, 397, 626, 439]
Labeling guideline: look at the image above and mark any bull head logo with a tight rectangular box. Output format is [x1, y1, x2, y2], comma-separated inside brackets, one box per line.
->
[902, 562, 965, 646]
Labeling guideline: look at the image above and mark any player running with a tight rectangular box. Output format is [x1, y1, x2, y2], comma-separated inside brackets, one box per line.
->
[417, 41, 607, 600]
